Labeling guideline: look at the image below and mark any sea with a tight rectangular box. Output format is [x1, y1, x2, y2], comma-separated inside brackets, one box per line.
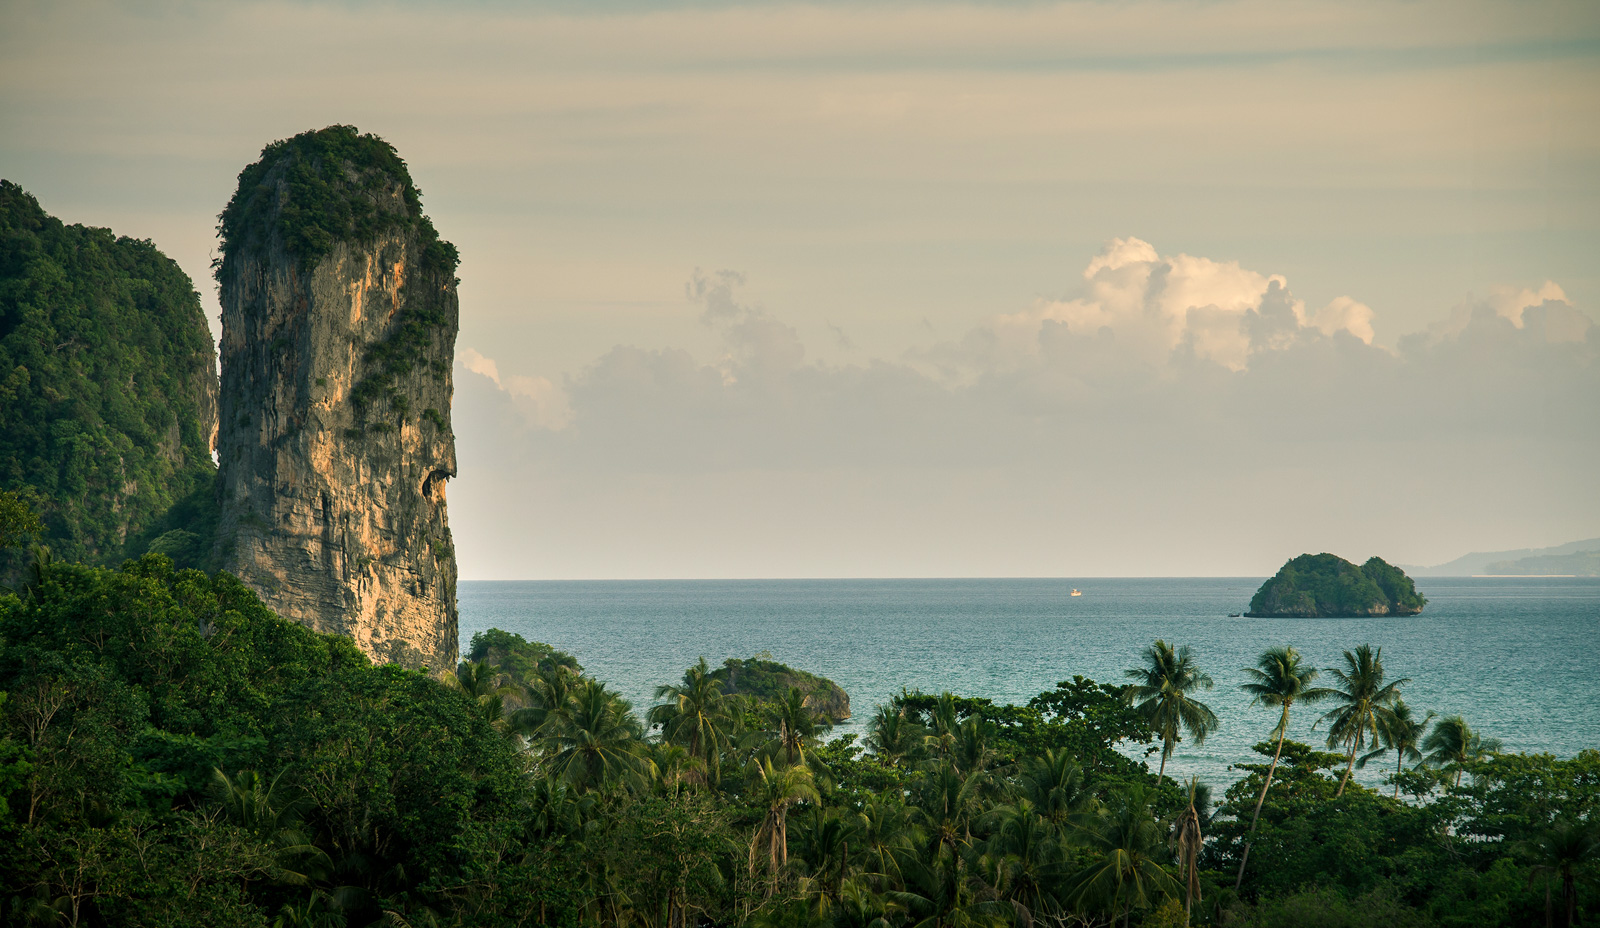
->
[458, 577, 1599, 790]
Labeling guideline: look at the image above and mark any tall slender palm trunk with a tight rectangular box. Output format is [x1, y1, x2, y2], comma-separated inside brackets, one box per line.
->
[1235, 715, 1289, 891]
[1336, 740, 1358, 797]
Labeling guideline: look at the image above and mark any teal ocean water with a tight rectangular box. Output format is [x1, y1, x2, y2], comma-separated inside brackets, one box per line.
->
[458, 577, 1599, 788]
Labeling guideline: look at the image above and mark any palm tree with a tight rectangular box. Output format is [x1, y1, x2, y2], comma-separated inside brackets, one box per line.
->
[541, 678, 651, 792]
[762, 687, 831, 767]
[922, 692, 962, 760]
[21, 544, 53, 602]
[1234, 645, 1332, 889]
[950, 715, 999, 777]
[1173, 778, 1205, 928]
[1314, 644, 1409, 797]
[798, 806, 861, 904]
[650, 743, 708, 798]
[913, 761, 988, 861]
[1064, 784, 1181, 928]
[1523, 818, 1600, 928]
[1016, 749, 1096, 834]
[212, 767, 300, 834]
[649, 657, 739, 785]
[979, 800, 1066, 927]
[271, 891, 344, 928]
[857, 795, 920, 888]
[526, 772, 593, 839]
[509, 662, 580, 741]
[1421, 714, 1503, 788]
[865, 705, 925, 769]
[885, 844, 1008, 928]
[211, 768, 328, 885]
[1358, 699, 1434, 798]
[748, 758, 820, 892]
[449, 660, 518, 729]
[1123, 640, 1219, 779]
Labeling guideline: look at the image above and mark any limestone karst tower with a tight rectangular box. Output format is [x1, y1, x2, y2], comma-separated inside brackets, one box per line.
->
[213, 126, 460, 670]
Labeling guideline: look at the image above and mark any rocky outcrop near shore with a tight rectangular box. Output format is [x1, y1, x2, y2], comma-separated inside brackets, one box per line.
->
[712, 656, 851, 722]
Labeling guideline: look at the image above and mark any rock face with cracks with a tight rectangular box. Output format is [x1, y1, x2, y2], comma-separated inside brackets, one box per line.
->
[213, 126, 460, 671]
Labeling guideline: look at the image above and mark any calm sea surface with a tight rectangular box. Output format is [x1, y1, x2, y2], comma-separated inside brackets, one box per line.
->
[458, 577, 1599, 789]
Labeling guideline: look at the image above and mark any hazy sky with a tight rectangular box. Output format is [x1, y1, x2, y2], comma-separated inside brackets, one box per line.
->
[3, 0, 1597, 577]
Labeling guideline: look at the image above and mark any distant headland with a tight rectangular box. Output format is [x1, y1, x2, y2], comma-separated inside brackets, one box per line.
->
[1404, 536, 1600, 577]
[1246, 553, 1426, 617]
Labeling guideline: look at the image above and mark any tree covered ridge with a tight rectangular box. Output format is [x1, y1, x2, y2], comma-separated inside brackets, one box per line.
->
[0, 181, 218, 583]
[2, 553, 1594, 927]
[1247, 554, 1426, 617]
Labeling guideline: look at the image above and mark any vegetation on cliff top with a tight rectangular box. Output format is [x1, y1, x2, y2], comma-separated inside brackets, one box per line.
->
[215, 125, 458, 280]
[0, 181, 217, 583]
[1248, 553, 1426, 617]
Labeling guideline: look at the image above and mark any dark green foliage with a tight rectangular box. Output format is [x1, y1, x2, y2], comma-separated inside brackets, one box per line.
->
[4, 561, 1588, 926]
[466, 628, 581, 687]
[215, 126, 453, 278]
[0, 489, 44, 550]
[0, 182, 217, 583]
[120, 474, 220, 573]
[0, 556, 559, 926]
[891, 679, 1160, 784]
[1205, 738, 1597, 926]
[1360, 557, 1426, 613]
[1248, 553, 1427, 617]
[711, 655, 851, 723]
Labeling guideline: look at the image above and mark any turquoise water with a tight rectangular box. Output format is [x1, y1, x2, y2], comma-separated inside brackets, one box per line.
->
[458, 577, 1600, 788]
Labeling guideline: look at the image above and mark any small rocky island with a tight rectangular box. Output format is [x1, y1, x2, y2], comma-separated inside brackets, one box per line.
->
[1246, 553, 1426, 617]
[711, 655, 851, 722]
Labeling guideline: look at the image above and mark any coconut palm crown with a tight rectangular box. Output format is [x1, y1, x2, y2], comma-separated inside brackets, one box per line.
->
[1123, 639, 1219, 779]
[1421, 714, 1502, 788]
[1315, 644, 1409, 797]
[1359, 699, 1435, 798]
[649, 656, 740, 786]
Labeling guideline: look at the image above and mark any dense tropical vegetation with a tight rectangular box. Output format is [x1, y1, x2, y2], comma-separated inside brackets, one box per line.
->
[1, 534, 1595, 926]
[1247, 554, 1426, 618]
[709, 656, 852, 724]
[0, 181, 219, 584]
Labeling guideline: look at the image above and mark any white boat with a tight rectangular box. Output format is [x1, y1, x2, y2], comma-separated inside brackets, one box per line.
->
[1070, 588, 1082, 597]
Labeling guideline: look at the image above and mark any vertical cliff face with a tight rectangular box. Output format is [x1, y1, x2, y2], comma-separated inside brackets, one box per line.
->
[213, 127, 459, 671]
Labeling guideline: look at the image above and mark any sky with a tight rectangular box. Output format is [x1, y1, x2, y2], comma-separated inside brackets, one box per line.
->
[2, 0, 1597, 578]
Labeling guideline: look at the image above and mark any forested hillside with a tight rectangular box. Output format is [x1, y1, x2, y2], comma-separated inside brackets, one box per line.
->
[0, 181, 218, 582]
[1, 551, 1592, 926]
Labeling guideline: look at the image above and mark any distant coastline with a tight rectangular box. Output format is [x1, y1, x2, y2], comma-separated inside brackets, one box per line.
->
[1406, 536, 1600, 577]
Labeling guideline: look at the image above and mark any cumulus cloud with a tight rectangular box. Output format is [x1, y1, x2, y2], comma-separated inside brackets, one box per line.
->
[981, 237, 1376, 373]
[452, 239, 1599, 578]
